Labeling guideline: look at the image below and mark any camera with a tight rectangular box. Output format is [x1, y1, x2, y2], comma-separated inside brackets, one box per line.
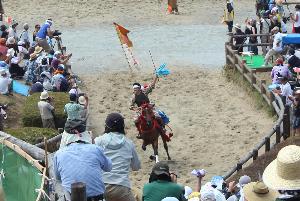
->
[53, 30, 62, 36]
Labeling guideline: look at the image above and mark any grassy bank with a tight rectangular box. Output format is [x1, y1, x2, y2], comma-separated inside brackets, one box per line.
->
[222, 65, 275, 117]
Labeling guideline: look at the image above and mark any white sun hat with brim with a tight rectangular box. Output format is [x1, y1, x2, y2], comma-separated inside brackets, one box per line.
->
[59, 130, 92, 149]
[78, 96, 86, 105]
[161, 198, 179, 201]
[243, 181, 279, 201]
[263, 145, 300, 190]
[40, 91, 49, 100]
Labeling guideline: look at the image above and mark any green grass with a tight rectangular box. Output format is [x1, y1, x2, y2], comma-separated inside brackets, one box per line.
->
[22, 92, 69, 128]
[222, 65, 275, 117]
[5, 127, 57, 144]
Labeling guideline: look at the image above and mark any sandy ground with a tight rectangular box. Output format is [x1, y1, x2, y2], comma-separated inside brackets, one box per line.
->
[81, 67, 274, 190]
[7, 0, 276, 193]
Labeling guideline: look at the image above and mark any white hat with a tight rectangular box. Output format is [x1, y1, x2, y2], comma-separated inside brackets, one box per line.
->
[40, 91, 49, 100]
[54, 51, 61, 57]
[184, 186, 193, 199]
[263, 145, 300, 190]
[78, 96, 86, 105]
[17, 41, 25, 46]
[6, 37, 15, 45]
[161, 198, 179, 201]
[201, 189, 216, 201]
[239, 175, 251, 187]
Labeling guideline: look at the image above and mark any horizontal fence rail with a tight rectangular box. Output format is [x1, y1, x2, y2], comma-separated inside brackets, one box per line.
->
[223, 40, 290, 180]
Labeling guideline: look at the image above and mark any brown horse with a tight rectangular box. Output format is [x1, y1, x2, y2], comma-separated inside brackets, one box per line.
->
[136, 103, 171, 161]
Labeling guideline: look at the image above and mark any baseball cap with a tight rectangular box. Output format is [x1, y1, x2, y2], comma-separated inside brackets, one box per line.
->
[152, 162, 170, 176]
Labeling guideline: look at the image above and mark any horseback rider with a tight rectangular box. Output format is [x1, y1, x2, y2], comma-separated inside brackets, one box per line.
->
[130, 75, 167, 139]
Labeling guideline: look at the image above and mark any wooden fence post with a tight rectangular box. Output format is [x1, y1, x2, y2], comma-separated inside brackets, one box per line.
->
[236, 162, 242, 171]
[260, 80, 266, 95]
[265, 137, 270, 152]
[275, 125, 281, 144]
[283, 105, 291, 140]
[252, 149, 258, 161]
[225, 42, 229, 65]
[71, 182, 87, 201]
[250, 70, 256, 85]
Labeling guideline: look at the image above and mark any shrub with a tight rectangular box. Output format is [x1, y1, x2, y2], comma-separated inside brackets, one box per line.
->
[5, 127, 57, 144]
[22, 92, 69, 128]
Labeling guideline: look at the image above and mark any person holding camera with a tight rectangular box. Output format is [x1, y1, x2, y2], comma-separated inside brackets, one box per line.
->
[36, 19, 54, 53]
[38, 91, 56, 129]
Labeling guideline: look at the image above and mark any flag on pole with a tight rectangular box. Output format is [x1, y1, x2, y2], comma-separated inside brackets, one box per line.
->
[113, 22, 133, 47]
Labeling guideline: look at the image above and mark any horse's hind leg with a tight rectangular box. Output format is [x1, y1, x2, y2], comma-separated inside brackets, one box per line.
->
[162, 139, 171, 160]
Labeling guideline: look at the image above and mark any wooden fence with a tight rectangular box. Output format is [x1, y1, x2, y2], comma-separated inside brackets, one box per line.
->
[222, 39, 291, 180]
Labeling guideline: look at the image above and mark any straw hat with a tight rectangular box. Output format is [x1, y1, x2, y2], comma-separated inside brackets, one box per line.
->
[243, 181, 279, 201]
[29, 53, 38, 61]
[40, 91, 49, 100]
[263, 145, 300, 190]
[34, 46, 43, 54]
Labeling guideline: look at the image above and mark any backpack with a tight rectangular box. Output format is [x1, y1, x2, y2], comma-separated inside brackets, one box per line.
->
[57, 77, 68, 92]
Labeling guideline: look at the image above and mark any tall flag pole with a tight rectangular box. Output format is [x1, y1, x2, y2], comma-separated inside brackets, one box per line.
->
[114, 22, 139, 71]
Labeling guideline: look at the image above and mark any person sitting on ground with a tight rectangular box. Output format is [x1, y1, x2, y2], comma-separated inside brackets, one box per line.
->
[36, 19, 54, 53]
[243, 181, 278, 201]
[143, 162, 186, 201]
[29, 81, 43, 95]
[263, 26, 283, 66]
[19, 23, 30, 48]
[273, 76, 293, 106]
[25, 46, 43, 85]
[51, 51, 72, 72]
[40, 71, 52, 91]
[51, 65, 67, 91]
[263, 145, 300, 201]
[0, 25, 8, 39]
[0, 38, 8, 58]
[94, 113, 141, 201]
[0, 69, 12, 95]
[37, 91, 55, 129]
[271, 58, 292, 84]
[53, 133, 112, 201]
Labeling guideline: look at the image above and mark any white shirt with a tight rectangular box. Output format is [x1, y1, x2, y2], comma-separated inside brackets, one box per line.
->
[20, 30, 30, 44]
[273, 32, 283, 52]
[0, 76, 12, 94]
[261, 18, 271, 34]
[280, 82, 293, 106]
[295, 11, 300, 27]
[7, 27, 18, 41]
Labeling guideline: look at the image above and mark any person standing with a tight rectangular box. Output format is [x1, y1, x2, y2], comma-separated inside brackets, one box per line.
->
[38, 91, 56, 129]
[263, 27, 282, 66]
[224, 0, 234, 32]
[95, 113, 141, 201]
[290, 5, 300, 33]
[36, 19, 54, 53]
[19, 23, 30, 49]
[0, 69, 12, 95]
[233, 24, 245, 54]
[260, 12, 271, 55]
[53, 135, 112, 201]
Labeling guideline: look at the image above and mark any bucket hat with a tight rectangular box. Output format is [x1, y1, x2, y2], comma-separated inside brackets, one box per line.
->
[40, 91, 49, 100]
[243, 181, 278, 201]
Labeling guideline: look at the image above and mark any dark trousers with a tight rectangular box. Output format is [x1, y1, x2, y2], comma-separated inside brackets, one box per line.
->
[295, 26, 300, 33]
[87, 194, 104, 201]
[227, 21, 233, 32]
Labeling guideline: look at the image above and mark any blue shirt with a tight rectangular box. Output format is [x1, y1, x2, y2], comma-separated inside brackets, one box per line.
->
[36, 23, 50, 39]
[53, 143, 112, 197]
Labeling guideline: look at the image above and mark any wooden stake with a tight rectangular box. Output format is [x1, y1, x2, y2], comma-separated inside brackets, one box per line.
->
[44, 137, 49, 176]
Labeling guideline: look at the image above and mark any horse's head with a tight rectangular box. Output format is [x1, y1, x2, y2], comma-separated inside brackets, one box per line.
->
[140, 103, 155, 127]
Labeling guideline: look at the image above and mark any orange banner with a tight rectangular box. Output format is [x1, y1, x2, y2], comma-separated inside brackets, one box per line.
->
[113, 22, 133, 47]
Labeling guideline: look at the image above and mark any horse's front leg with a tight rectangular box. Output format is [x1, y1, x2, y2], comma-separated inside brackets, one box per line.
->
[150, 140, 159, 162]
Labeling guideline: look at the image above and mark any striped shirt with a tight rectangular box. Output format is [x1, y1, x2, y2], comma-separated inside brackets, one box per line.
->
[53, 143, 112, 197]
